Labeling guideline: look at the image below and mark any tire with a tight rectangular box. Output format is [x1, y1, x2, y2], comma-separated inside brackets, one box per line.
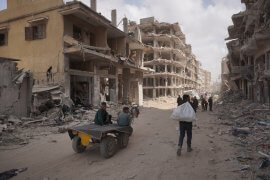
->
[118, 133, 129, 149]
[72, 136, 86, 153]
[100, 136, 117, 158]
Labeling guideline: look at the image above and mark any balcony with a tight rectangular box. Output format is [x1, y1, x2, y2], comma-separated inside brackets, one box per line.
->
[230, 65, 253, 75]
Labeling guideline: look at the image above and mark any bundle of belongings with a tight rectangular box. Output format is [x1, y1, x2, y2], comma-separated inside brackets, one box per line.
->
[171, 102, 196, 122]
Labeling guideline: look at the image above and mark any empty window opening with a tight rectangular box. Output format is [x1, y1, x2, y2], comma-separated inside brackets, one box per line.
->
[144, 52, 154, 61]
[0, 31, 7, 46]
[73, 25, 82, 41]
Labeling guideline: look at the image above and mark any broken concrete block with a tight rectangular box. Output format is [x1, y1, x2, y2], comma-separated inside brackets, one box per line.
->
[232, 127, 250, 136]
[8, 115, 22, 125]
[21, 117, 34, 121]
[0, 124, 7, 132]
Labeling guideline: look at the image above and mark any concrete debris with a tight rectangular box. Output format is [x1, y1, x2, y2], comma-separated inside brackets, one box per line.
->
[257, 175, 270, 180]
[215, 90, 270, 178]
[232, 127, 250, 136]
[0, 99, 127, 146]
[0, 167, 27, 180]
[7, 115, 22, 125]
[259, 159, 270, 169]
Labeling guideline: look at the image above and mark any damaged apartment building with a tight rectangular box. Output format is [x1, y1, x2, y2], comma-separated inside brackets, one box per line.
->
[0, 0, 147, 107]
[226, 0, 270, 103]
[129, 17, 201, 98]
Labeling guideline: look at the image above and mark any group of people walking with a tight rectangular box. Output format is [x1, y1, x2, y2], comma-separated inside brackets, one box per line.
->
[200, 95, 213, 111]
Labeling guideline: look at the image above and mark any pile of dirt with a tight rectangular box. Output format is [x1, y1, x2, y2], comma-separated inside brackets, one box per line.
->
[215, 90, 270, 179]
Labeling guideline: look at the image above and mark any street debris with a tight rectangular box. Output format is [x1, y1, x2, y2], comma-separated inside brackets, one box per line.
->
[0, 97, 126, 147]
[0, 167, 27, 180]
[215, 90, 270, 178]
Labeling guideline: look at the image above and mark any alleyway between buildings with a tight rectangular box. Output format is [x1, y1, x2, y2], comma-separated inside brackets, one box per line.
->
[0, 100, 243, 180]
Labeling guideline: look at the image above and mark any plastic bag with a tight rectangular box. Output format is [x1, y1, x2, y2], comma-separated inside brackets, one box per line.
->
[171, 102, 196, 122]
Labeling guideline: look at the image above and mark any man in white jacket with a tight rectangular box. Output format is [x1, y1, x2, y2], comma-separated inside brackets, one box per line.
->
[177, 94, 196, 156]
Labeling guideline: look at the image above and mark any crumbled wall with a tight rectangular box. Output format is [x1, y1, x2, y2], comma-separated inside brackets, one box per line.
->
[0, 59, 33, 117]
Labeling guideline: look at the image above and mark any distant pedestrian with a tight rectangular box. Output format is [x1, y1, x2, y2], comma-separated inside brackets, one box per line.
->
[208, 97, 213, 111]
[192, 96, 198, 113]
[201, 95, 206, 111]
[177, 94, 196, 156]
[177, 95, 183, 106]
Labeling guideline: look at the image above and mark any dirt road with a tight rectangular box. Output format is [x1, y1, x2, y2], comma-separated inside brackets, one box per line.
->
[0, 101, 242, 180]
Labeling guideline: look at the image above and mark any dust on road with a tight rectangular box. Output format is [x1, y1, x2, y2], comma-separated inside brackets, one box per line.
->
[0, 100, 242, 180]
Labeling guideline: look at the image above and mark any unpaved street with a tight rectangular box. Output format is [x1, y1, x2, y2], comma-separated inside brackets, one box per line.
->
[0, 101, 242, 180]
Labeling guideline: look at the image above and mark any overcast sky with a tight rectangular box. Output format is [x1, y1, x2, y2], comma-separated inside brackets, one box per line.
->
[1, 0, 244, 81]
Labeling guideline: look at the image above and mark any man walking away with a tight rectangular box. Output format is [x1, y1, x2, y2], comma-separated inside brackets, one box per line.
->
[208, 97, 213, 111]
[177, 94, 196, 156]
[177, 95, 183, 106]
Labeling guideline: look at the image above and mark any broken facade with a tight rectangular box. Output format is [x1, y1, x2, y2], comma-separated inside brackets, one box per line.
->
[129, 17, 201, 98]
[0, 0, 145, 106]
[226, 0, 270, 102]
[198, 68, 212, 94]
[0, 57, 33, 117]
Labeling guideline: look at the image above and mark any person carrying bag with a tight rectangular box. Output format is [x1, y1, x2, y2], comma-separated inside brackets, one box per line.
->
[171, 94, 196, 156]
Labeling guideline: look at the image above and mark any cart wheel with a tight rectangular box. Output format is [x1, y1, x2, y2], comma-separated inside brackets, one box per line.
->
[100, 136, 117, 158]
[118, 133, 129, 149]
[72, 136, 86, 153]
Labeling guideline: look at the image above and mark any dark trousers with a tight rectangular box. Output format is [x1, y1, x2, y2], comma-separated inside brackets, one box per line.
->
[209, 103, 213, 111]
[178, 121, 192, 148]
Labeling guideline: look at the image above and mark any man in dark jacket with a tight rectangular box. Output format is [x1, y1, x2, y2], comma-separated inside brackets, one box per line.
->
[177, 95, 183, 106]
[94, 102, 112, 126]
[177, 94, 196, 156]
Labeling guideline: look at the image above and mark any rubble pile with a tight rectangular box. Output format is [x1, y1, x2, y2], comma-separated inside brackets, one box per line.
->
[0, 100, 125, 147]
[215, 90, 270, 179]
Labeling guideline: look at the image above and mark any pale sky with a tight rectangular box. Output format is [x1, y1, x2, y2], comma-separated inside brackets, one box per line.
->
[1, 0, 244, 81]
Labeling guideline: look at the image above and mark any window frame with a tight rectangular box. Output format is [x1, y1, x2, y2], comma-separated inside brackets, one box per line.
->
[25, 23, 47, 41]
[0, 29, 8, 46]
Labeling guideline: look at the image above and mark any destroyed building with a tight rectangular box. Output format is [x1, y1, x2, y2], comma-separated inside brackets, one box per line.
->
[221, 56, 231, 91]
[226, 0, 270, 102]
[0, 57, 33, 117]
[128, 17, 201, 98]
[198, 68, 212, 94]
[0, 0, 147, 106]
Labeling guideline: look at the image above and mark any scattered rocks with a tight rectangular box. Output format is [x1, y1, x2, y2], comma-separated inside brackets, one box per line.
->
[215, 90, 270, 178]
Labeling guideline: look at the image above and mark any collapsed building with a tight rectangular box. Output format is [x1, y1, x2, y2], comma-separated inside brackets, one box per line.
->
[226, 0, 270, 103]
[0, 0, 147, 107]
[128, 17, 201, 98]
